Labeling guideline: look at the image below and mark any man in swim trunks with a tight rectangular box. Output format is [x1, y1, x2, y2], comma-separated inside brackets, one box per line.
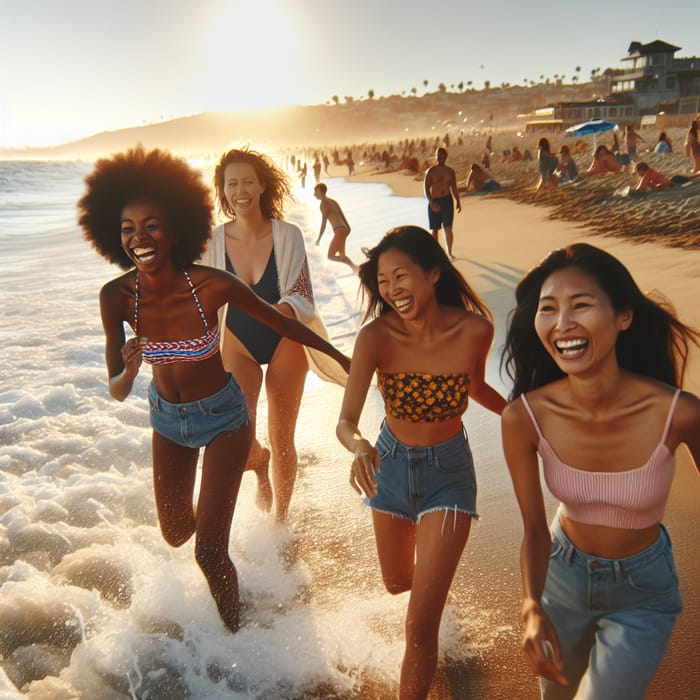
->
[314, 182, 358, 272]
[424, 147, 461, 259]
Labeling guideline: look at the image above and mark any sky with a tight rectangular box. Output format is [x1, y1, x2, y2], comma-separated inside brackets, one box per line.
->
[0, 0, 696, 148]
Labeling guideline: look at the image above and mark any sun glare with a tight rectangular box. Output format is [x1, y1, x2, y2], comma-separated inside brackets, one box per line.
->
[202, 0, 306, 112]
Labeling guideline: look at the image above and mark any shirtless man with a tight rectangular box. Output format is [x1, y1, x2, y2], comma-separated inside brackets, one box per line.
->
[314, 182, 357, 272]
[424, 147, 461, 258]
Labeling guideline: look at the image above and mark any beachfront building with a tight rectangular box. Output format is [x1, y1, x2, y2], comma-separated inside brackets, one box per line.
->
[611, 40, 700, 116]
[527, 40, 700, 132]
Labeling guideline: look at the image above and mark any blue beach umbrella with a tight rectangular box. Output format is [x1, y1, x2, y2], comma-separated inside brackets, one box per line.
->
[565, 118, 618, 149]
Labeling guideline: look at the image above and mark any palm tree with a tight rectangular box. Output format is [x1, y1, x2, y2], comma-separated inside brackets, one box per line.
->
[332, 95, 339, 106]
[458, 81, 464, 91]
[438, 82, 447, 93]
[368, 89, 375, 100]
[423, 79, 429, 92]
[411, 87, 417, 96]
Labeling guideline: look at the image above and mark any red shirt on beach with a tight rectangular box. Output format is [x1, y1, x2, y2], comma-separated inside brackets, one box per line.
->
[635, 167, 673, 191]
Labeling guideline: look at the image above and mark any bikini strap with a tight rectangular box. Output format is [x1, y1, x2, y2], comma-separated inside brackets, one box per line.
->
[520, 394, 544, 441]
[183, 269, 209, 332]
[134, 273, 140, 336]
[660, 389, 682, 444]
[134, 270, 208, 337]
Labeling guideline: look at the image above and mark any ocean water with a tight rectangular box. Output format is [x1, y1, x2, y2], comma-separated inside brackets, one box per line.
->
[0, 160, 517, 699]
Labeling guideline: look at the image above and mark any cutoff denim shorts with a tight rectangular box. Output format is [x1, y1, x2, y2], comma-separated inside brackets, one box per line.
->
[541, 516, 682, 700]
[148, 373, 248, 448]
[366, 420, 478, 522]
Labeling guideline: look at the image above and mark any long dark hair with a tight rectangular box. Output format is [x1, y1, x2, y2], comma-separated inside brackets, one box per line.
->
[358, 225, 492, 322]
[502, 243, 699, 398]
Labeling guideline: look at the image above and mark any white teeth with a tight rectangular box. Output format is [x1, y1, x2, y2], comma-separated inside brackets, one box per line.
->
[235, 198, 251, 206]
[394, 298, 412, 311]
[555, 338, 588, 356]
[132, 247, 156, 262]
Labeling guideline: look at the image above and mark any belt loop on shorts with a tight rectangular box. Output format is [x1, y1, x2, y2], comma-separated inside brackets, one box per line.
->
[613, 560, 624, 583]
[149, 383, 160, 411]
[562, 542, 575, 565]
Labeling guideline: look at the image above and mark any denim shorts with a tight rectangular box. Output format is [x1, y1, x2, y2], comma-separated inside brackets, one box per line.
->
[540, 516, 682, 700]
[366, 420, 478, 522]
[148, 373, 248, 449]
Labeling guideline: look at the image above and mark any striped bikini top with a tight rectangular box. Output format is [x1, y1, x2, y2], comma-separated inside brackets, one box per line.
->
[521, 390, 680, 529]
[377, 371, 469, 422]
[134, 270, 220, 365]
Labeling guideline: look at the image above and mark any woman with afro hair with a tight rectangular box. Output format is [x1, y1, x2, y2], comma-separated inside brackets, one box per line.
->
[79, 147, 348, 632]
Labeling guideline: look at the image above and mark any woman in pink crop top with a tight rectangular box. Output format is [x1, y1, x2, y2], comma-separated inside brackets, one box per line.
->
[79, 148, 349, 633]
[501, 243, 700, 699]
[337, 226, 506, 699]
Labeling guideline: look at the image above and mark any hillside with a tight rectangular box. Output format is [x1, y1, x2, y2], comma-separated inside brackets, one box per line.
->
[0, 82, 606, 160]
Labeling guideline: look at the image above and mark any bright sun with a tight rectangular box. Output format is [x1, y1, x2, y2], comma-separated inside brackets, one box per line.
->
[201, 0, 306, 111]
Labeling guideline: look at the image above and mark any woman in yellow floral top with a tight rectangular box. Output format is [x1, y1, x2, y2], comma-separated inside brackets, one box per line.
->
[337, 226, 506, 699]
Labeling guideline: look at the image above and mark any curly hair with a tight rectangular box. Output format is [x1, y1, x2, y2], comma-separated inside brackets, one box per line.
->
[78, 146, 213, 270]
[213, 147, 291, 220]
[502, 243, 700, 399]
[357, 225, 493, 323]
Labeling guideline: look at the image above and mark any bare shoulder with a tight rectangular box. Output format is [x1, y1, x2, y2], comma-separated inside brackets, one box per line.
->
[675, 389, 700, 431]
[461, 310, 495, 339]
[502, 395, 527, 426]
[100, 271, 132, 302]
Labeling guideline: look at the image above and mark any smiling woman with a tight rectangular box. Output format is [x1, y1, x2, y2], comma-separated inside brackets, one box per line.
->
[501, 243, 700, 699]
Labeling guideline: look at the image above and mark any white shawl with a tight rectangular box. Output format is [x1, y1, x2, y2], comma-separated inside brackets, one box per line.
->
[200, 219, 347, 386]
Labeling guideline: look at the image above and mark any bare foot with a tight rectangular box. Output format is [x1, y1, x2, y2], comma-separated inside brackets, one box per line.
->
[211, 570, 240, 633]
[251, 447, 273, 512]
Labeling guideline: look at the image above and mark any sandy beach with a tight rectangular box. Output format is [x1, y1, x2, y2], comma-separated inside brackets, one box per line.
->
[332, 161, 700, 698]
[344, 124, 700, 248]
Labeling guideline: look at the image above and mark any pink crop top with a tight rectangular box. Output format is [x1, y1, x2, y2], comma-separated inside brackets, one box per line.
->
[520, 390, 680, 529]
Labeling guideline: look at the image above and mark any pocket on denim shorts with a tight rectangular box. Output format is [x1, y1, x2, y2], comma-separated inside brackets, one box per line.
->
[549, 538, 564, 560]
[435, 440, 473, 474]
[626, 551, 679, 595]
[201, 386, 239, 417]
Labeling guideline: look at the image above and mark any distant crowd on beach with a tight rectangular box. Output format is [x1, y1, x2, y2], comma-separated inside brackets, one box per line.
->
[277, 113, 700, 215]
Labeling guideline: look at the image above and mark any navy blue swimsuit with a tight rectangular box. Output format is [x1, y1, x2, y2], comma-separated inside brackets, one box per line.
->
[226, 250, 282, 365]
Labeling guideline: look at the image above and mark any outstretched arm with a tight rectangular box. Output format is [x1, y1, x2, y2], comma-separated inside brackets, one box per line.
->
[501, 399, 568, 686]
[223, 271, 350, 372]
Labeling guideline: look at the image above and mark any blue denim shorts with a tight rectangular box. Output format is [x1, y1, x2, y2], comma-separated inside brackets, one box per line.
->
[366, 421, 478, 522]
[541, 516, 682, 700]
[148, 373, 248, 449]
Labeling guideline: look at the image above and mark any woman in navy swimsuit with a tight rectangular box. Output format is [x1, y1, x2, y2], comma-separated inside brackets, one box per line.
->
[79, 147, 348, 631]
[207, 148, 344, 521]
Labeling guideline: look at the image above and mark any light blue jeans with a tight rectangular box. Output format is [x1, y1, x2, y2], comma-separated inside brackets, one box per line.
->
[541, 516, 682, 700]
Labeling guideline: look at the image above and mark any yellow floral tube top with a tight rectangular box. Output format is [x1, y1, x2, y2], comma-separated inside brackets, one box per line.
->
[376, 371, 470, 422]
